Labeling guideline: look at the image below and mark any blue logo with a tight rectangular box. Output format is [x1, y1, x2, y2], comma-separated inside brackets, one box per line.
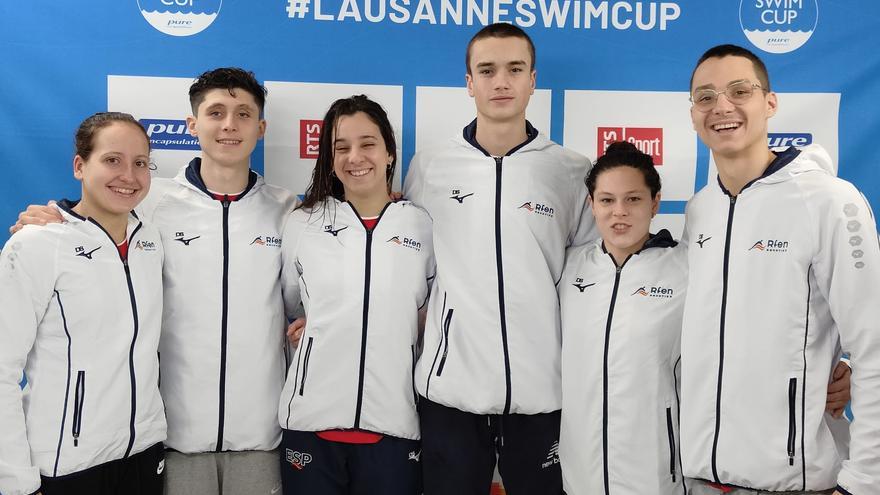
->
[141, 119, 201, 151]
[739, 0, 818, 54]
[768, 133, 813, 148]
[137, 0, 222, 37]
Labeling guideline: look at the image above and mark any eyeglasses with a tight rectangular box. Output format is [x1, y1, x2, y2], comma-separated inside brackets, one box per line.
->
[690, 81, 766, 111]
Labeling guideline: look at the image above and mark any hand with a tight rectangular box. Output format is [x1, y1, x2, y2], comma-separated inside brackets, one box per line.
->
[390, 190, 403, 201]
[10, 201, 62, 234]
[826, 361, 851, 418]
[286, 318, 306, 347]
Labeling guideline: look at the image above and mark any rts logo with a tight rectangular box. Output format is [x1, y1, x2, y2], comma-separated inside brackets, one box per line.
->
[387, 236, 422, 252]
[140, 119, 200, 151]
[749, 239, 789, 253]
[300, 120, 323, 159]
[137, 0, 222, 37]
[250, 236, 282, 248]
[518, 202, 555, 218]
[631, 285, 674, 299]
[598, 127, 663, 165]
[768, 133, 812, 149]
[740, 0, 818, 54]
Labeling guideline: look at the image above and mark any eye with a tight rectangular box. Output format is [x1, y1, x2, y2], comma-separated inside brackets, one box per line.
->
[363, 142, 375, 148]
[511, 67, 523, 73]
[598, 198, 613, 204]
[135, 159, 150, 168]
[105, 156, 121, 165]
[238, 112, 251, 118]
[479, 68, 493, 75]
[209, 111, 222, 117]
[696, 92, 714, 103]
[335, 146, 350, 153]
[627, 196, 642, 203]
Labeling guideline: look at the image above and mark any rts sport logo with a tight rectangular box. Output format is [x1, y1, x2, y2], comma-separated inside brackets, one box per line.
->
[138, 0, 222, 37]
[300, 120, 322, 159]
[740, 0, 818, 54]
[598, 127, 663, 165]
[141, 119, 200, 151]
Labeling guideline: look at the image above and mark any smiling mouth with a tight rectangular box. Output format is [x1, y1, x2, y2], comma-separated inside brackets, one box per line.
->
[217, 139, 242, 145]
[611, 223, 630, 232]
[110, 187, 137, 196]
[348, 168, 372, 177]
[711, 122, 741, 132]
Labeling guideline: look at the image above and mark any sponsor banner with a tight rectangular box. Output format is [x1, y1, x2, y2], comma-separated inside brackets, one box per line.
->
[138, 0, 223, 37]
[705, 92, 840, 183]
[563, 90, 696, 202]
[263, 82, 404, 196]
[108, 75, 201, 179]
[739, 0, 818, 54]
[415, 86, 551, 152]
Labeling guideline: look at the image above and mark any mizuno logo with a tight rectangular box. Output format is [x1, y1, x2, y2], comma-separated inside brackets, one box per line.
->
[450, 192, 474, 204]
[75, 246, 101, 260]
[572, 282, 595, 293]
[696, 234, 711, 248]
[408, 450, 421, 462]
[175, 236, 200, 246]
[324, 225, 348, 237]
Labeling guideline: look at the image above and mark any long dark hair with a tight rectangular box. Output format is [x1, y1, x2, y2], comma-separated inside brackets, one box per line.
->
[298, 95, 397, 211]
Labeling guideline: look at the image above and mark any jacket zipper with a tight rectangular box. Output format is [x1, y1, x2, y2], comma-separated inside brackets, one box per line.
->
[216, 197, 231, 452]
[53, 291, 73, 476]
[411, 345, 418, 405]
[787, 377, 797, 465]
[711, 195, 737, 482]
[353, 227, 374, 428]
[299, 337, 314, 395]
[494, 156, 513, 414]
[602, 261, 625, 495]
[72, 371, 86, 447]
[424, 293, 447, 398]
[436, 309, 455, 376]
[666, 406, 677, 482]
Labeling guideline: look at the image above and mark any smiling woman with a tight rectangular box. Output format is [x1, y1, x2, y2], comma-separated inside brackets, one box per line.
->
[0, 112, 167, 495]
[276, 95, 434, 495]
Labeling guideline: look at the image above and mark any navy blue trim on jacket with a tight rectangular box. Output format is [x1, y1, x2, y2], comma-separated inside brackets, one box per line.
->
[184, 157, 259, 200]
[462, 119, 539, 157]
[716, 146, 802, 197]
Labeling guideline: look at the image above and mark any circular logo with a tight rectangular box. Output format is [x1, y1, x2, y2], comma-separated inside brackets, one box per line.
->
[739, 0, 818, 54]
[138, 0, 222, 37]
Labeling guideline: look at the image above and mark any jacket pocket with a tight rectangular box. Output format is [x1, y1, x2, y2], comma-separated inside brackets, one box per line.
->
[72, 370, 86, 447]
[298, 337, 314, 396]
[435, 309, 454, 376]
[665, 406, 676, 482]
[787, 377, 797, 465]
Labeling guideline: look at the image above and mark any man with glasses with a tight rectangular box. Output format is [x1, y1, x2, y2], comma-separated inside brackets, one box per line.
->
[679, 44, 880, 495]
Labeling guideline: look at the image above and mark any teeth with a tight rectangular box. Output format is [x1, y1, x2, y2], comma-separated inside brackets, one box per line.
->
[218, 139, 240, 145]
[112, 187, 135, 195]
[713, 122, 740, 131]
[349, 169, 370, 177]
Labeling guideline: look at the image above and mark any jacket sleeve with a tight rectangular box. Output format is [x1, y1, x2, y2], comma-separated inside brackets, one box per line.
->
[0, 227, 58, 495]
[809, 182, 880, 495]
[403, 152, 427, 207]
[280, 212, 304, 323]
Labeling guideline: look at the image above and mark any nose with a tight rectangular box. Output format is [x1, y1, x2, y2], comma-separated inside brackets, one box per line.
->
[222, 113, 237, 131]
[118, 162, 137, 182]
[493, 71, 510, 90]
[611, 201, 628, 217]
[712, 92, 736, 113]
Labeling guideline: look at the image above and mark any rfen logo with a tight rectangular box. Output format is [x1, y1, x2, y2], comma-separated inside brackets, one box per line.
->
[768, 133, 812, 148]
[140, 119, 200, 151]
[300, 120, 322, 159]
[597, 127, 663, 165]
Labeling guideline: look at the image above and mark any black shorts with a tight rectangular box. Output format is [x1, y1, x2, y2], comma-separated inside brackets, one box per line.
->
[40, 442, 164, 495]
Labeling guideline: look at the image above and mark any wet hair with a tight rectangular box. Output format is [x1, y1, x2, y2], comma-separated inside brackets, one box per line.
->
[75, 112, 150, 160]
[466, 23, 536, 74]
[585, 141, 661, 198]
[690, 44, 771, 92]
[189, 67, 267, 114]
[298, 95, 398, 211]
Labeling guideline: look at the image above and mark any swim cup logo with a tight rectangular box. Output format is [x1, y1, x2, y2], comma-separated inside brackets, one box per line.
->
[739, 0, 818, 54]
[138, 0, 222, 37]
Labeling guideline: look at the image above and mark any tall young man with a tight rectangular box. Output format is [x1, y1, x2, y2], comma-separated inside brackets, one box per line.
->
[404, 24, 594, 495]
[680, 45, 880, 495]
[12, 68, 296, 494]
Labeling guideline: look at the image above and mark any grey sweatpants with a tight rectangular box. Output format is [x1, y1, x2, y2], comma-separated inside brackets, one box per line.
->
[164, 449, 282, 495]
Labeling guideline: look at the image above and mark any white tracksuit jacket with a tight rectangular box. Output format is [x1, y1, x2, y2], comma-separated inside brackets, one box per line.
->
[559, 231, 687, 495]
[404, 121, 594, 415]
[0, 203, 166, 495]
[137, 158, 297, 453]
[680, 144, 880, 494]
[278, 199, 434, 440]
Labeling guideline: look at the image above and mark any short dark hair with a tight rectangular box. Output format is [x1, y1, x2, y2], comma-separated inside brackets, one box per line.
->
[189, 67, 267, 114]
[586, 141, 661, 198]
[298, 95, 398, 211]
[690, 44, 771, 92]
[75, 112, 149, 160]
[466, 23, 536, 74]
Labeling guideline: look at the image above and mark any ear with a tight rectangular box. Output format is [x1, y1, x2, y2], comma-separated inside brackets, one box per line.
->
[466, 73, 475, 98]
[651, 192, 662, 218]
[530, 69, 536, 95]
[258, 119, 267, 140]
[765, 91, 778, 118]
[73, 155, 85, 181]
[186, 116, 198, 137]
